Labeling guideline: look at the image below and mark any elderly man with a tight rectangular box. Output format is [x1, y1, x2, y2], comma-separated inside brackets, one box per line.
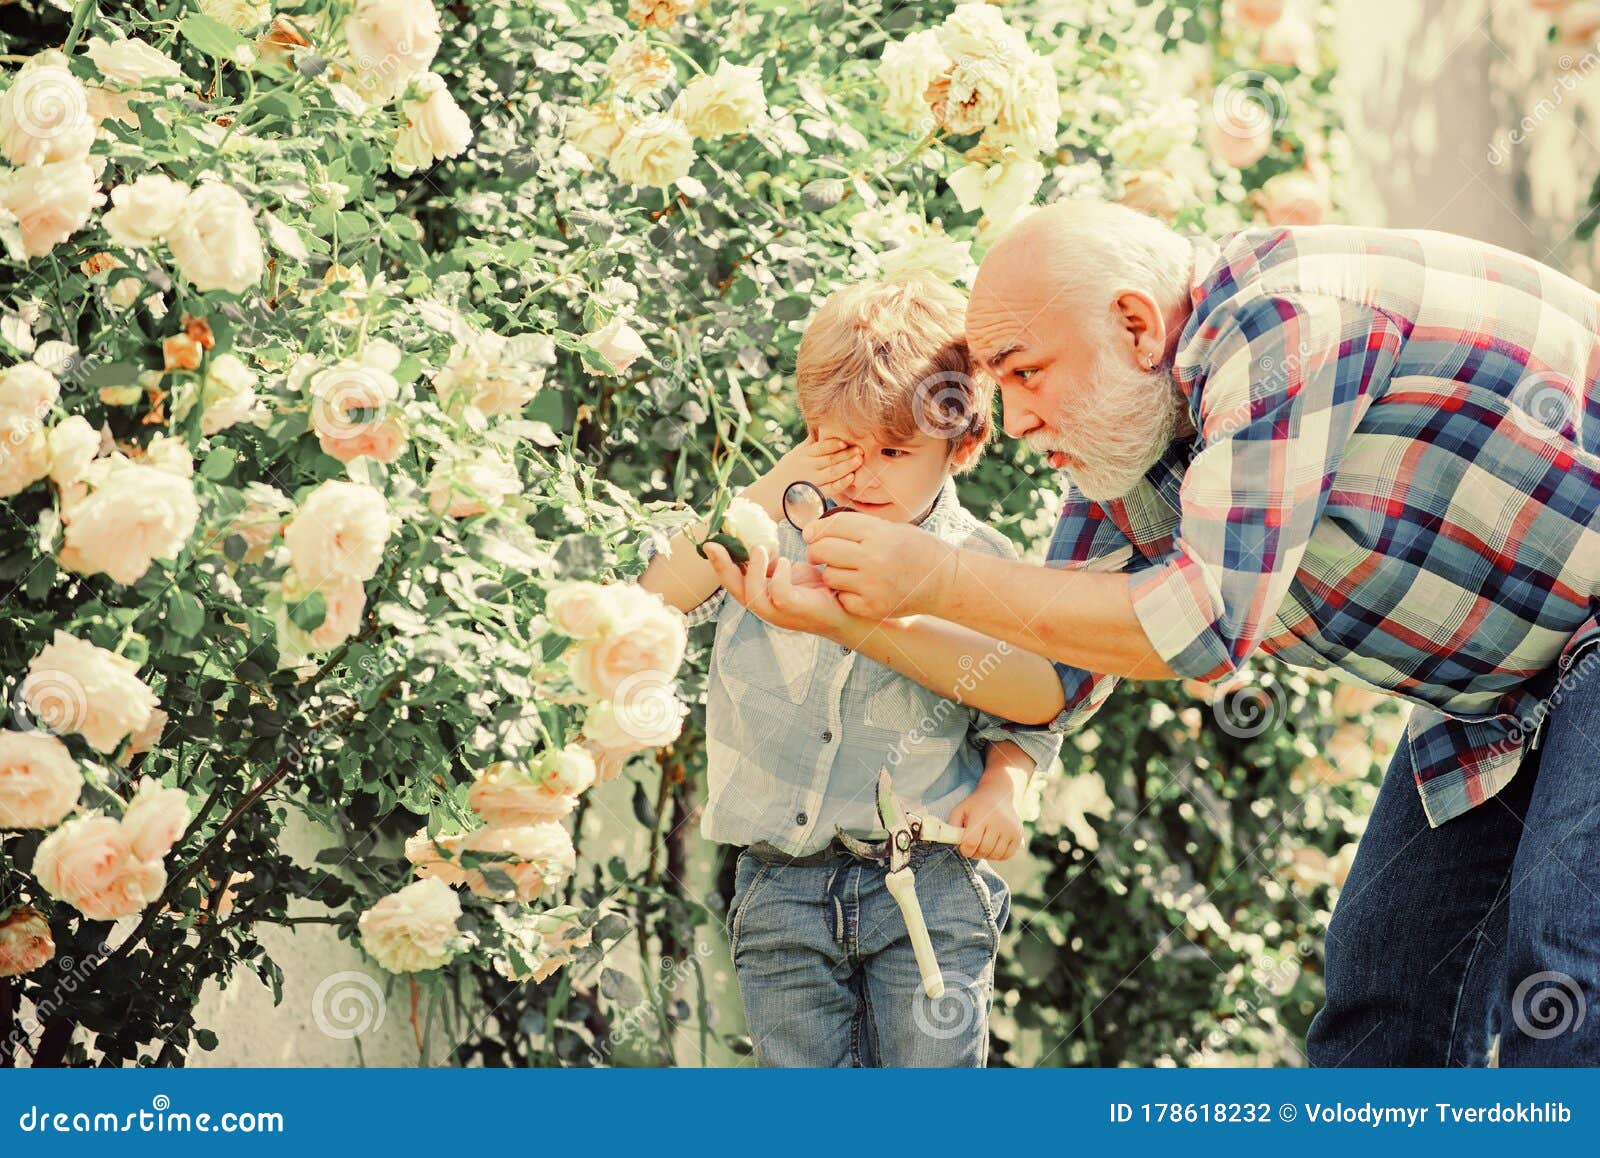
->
[716, 200, 1600, 1066]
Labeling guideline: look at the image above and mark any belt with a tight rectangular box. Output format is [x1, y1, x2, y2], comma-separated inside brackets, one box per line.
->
[741, 835, 953, 868]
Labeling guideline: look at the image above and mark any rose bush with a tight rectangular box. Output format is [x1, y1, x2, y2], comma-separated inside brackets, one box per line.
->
[0, 0, 1357, 1066]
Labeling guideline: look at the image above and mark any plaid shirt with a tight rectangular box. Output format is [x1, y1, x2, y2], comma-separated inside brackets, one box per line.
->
[1040, 225, 1600, 827]
[660, 479, 1063, 856]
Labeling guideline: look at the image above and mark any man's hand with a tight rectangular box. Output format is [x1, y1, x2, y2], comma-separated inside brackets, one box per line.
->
[949, 765, 1025, 861]
[802, 512, 957, 620]
[704, 543, 853, 637]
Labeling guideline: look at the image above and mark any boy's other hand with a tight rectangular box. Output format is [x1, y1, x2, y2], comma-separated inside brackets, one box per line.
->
[949, 773, 1025, 861]
[773, 435, 862, 499]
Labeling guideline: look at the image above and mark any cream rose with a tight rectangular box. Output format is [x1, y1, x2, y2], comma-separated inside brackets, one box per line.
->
[877, 30, 950, 132]
[608, 113, 694, 188]
[47, 415, 100, 485]
[546, 581, 622, 640]
[584, 317, 647, 374]
[425, 449, 520, 518]
[430, 329, 555, 416]
[33, 813, 166, 920]
[0, 59, 95, 166]
[84, 36, 184, 86]
[721, 495, 781, 559]
[166, 182, 266, 294]
[279, 570, 368, 654]
[607, 38, 676, 99]
[581, 691, 689, 753]
[0, 412, 51, 498]
[1118, 169, 1186, 222]
[357, 877, 465, 974]
[119, 777, 189, 862]
[0, 361, 61, 419]
[0, 730, 82, 829]
[392, 73, 473, 175]
[344, 0, 443, 104]
[935, 3, 1031, 60]
[468, 747, 596, 827]
[308, 346, 406, 465]
[0, 158, 104, 259]
[201, 352, 262, 435]
[567, 103, 628, 162]
[1257, 168, 1329, 225]
[199, 0, 273, 32]
[566, 585, 687, 701]
[0, 907, 55, 977]
[947, 151, 1044, 229]
[672, 60, 767, 141]
[22, 631, 158, 754]
[282, 480, 392, 587]
[459, 823, 576, 903]
[58, 460, 201, 584]
[102, 173, 191, 250]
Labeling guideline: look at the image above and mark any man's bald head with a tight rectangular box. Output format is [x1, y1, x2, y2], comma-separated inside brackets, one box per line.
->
[967, 201, 1198, 501]
[969, 200, 1195, 363]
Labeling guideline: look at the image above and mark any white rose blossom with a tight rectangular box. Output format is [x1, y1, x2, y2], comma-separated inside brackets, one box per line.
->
[720, 496, 780, 558]
[672, 60, 767, 141]
[166, 182, 266, 294]
[607, 113, 694, 188]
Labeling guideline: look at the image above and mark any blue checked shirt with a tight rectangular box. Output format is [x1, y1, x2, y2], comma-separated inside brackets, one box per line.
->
[658, 479, 1063, 856]
[1033, 225, 1600, 826]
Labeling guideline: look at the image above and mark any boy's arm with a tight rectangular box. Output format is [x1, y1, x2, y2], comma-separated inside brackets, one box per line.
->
[950, 739, 1032, 861]
[638, 436, 861, 615]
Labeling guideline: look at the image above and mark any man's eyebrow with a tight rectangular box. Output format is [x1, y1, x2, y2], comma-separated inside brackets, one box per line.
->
[985, 341, 1026, 371]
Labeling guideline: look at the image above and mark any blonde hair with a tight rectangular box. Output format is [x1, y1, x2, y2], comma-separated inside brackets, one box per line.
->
[794, 277, 992, 472]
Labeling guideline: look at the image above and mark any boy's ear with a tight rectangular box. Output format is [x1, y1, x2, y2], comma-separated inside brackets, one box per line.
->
[948, 433, 984, 473]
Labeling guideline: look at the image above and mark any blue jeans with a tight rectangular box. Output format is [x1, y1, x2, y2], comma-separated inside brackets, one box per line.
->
[1308, 650, 1600, 1066]
[726, 844, 1009, 1067]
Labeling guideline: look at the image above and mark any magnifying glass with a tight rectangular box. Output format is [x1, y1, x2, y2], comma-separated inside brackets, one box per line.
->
[781, 480, 852, 533]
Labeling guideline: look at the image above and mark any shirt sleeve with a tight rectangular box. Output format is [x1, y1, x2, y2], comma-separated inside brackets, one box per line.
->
[637, 530, 725, 628]
[1128, 292, 1401, 682]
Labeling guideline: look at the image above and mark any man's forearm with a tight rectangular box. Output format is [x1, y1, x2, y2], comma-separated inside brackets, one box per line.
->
[829, 613, 1067, 725]
[927, 547, 1179, 681]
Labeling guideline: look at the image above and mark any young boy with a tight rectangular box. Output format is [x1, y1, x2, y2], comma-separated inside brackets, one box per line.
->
[640, 278, 1064, 1067]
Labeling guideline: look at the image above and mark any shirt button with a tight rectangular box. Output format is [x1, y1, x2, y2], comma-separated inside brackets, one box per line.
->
[821, 729, 833, 743]
[795, 811, 808, 826]
[840, 644, 850, 654]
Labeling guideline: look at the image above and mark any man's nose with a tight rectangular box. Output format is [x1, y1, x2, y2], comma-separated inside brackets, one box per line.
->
[1000, 387, 1040, 439]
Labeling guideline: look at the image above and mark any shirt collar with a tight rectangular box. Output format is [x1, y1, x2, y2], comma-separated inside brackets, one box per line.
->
[1188, 233, 1223, 309]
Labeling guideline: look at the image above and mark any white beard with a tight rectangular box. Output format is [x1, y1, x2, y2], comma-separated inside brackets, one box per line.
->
[1027, 354, 1192, 502]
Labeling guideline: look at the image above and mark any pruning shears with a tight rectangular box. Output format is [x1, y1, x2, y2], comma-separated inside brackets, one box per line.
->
[836, 767, 966, 998]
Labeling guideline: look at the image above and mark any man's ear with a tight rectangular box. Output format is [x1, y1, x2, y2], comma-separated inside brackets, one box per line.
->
[1111, 289, 1167, 370]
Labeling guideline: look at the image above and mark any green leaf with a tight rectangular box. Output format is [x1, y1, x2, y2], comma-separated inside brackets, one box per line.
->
[287, 591, 327, 632]
[179, 13, 243, 58]
[630, 780, 657, 829]
[193, 1027, 218, 1051]
[167, 590, 205, 639]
